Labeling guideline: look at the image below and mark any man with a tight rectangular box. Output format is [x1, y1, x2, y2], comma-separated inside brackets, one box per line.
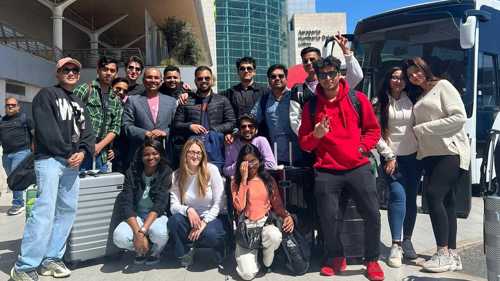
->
[10, 57, 94, 281]
[223, 114, 276, 177]
[221, 57, 267, 121]
[173, 65, 235, 141]
[0, 97, 33, 215]
[109, 77, 129, 173]
[298, 56, 383, 280]
[125, 56, 145, 96]
[251, 64, 302, 165]
[74, 56, 123, 172]
[122, 68, 177, 165]
[290, 34, 363, 135]
[158, 65, 190, 104]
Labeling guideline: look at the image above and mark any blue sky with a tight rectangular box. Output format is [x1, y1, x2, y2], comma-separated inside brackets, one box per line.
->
[316, 0, 431, 33]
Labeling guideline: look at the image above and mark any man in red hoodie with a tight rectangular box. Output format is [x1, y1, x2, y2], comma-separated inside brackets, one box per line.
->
[298, 56, 384, 280]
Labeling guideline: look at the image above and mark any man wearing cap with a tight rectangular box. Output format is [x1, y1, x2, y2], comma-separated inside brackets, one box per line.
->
[10, 57, 95, 281]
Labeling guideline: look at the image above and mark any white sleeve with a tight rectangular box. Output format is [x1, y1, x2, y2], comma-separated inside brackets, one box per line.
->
[202, 164, 224, 223]
[345, 53, 363, 89]
[170, 172, 189, 216]
[290, 99, 302, 136]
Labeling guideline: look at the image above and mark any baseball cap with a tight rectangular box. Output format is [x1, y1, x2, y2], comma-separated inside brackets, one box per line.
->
[56, 57, 82, 71]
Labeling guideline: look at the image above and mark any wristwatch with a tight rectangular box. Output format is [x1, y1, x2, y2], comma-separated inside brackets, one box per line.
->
[138, 227, 148, 235]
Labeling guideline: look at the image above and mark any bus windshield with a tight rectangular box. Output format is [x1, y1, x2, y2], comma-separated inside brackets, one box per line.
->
[354, 17, 473, 117]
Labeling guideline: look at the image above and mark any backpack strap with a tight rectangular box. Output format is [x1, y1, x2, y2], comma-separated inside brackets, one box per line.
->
[348, 88, 362, 127]
[308, 95, 317, 128]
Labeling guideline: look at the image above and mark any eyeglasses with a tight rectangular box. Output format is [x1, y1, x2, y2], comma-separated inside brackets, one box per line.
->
[127, 65, 142, 72]
[240, 124, 255, 130]
[391, 76, 403, 81]
[196, 76, 211, 82]
[302, 58, 317, 64]
[239, 66, 254, 72]
[270, 74, 285, 80]
[187, 150, 203, 157]
[61, 67, 80, 75]
[317, 70, 339, 80]
[5, 104, 17, 108]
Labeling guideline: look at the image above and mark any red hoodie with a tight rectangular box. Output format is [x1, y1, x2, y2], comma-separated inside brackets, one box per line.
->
[298, 79, 380, 171]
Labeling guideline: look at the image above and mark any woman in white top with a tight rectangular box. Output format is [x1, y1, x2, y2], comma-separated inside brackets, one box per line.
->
[403, 57, 470, 273]
[168, 138, 226, 267]
[376, 67, 420, 268]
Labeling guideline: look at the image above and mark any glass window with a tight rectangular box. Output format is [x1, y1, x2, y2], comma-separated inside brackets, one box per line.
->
[477, 53, 497, 107]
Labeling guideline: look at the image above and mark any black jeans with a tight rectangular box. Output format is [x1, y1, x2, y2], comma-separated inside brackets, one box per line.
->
[315, 164, 381, 260]
[422, 155, 460, 249]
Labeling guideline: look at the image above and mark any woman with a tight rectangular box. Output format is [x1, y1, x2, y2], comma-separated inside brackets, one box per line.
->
[113, 138, 172, 265]
[403, 57, 470, 273]
[375, 67, 420, 267]
[168, 138, 226, 267]
[231, 144, 294, 280]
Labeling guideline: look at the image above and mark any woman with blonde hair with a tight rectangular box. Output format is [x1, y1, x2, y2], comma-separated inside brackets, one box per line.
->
[168, 138, 226, 267]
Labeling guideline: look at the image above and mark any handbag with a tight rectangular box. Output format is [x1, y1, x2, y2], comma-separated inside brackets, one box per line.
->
[235, 213, 264, 250]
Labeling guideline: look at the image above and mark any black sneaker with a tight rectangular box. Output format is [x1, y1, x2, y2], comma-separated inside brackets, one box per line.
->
[7, 205, 25, 216]
[145, 255, 160, 265]
[134, 254, 147, 265]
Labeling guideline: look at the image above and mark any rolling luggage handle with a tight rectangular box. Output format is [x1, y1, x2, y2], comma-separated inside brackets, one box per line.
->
[273, 141, 295, 209]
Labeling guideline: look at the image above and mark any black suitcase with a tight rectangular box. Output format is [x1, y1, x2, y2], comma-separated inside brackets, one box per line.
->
[339, 190, 365, 261]
[421, 170, 472, 219]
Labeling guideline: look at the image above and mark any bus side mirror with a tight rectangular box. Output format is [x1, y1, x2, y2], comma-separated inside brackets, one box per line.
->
[460, 16, 476, 49]
[460, 10, 492, 49]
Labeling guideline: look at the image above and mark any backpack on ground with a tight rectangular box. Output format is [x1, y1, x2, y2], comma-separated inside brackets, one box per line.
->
[274, 214, 310, 275]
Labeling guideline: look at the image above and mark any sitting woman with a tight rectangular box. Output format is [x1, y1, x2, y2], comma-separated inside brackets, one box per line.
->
[232, 144, 294, 280]
[113, 138, 172, 265]
[168, 138, 226, 267]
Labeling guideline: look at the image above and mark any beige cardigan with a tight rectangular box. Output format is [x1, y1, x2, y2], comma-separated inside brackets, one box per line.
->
[412, 80, 470, 170]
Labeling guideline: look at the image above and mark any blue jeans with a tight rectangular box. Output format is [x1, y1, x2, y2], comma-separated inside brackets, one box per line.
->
[167, 213, 226, 260]
[384, 154, 420, 241]
[15, 157, 79, 272]
[2, 149, 31, 207]
[113, 215, 169, 256]
[80, 150, 107, 172]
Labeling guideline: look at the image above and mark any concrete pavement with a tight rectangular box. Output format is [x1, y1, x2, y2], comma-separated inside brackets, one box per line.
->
[0, 178, 486, 281]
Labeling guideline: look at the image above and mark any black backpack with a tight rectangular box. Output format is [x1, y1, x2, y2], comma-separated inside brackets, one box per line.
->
[274, 214, 310, 275]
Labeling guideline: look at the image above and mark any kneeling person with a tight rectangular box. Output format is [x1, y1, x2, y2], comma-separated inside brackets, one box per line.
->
[168, 138, 226, 267]
[113, 138, 172, 265]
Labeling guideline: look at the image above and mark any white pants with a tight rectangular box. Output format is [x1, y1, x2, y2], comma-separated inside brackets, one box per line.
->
[235, 216, 282, 280]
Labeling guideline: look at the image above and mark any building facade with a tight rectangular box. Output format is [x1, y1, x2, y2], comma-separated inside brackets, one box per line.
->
[287, 0, 315, 21]
[289, 13, 347, 66]
[215, 0, 287, 91]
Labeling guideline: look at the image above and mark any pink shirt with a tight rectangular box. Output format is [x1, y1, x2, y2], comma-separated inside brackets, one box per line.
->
[147, 94, 159, 123]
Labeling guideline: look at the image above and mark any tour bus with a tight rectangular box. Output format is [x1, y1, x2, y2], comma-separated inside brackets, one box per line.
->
[350, 0, 500, 192]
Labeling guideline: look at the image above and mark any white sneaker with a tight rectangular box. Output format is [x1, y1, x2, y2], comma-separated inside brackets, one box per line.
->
[387, 244, 403, 268]
[422, 249, 453, 273]
[39, 260, 71, 278]
[448, 249, 463, 271]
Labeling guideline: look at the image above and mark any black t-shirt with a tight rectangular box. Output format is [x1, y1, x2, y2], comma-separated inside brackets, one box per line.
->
[0, 113, 33, 154]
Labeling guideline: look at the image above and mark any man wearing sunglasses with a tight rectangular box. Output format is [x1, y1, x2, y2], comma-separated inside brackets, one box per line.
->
[74, 56, 123, 172]
[125, 56, 146, 96]
[290, 34, 363, 136]
[10, 57, 95, 281]
[251, 64, 303, 165]
[298, 56, 383, 281]
[223, 114, 276, 177]
[0, 97, 34, 215]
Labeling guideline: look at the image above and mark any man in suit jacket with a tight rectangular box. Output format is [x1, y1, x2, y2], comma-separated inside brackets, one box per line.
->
[122, 67, 177, 166]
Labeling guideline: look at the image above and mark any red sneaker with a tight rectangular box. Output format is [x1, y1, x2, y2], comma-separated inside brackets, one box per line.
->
[320, 257, 347, 276]
[365, 261, 385, 281]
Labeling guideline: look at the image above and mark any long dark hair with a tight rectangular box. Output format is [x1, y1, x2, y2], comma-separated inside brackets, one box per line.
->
[234, 144, 274, 196]
[376, 67, 404, 140]
[130, 137, 168, 174]
[402, 57, 439, 100]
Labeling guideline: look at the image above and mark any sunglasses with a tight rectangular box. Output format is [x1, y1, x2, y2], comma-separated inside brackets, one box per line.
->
[240, 124, 255, 129]
[270, 74, 285, 80]
[239, 66, 254, 72]
[247, 159, 259, 167]
[196, 76, 211, 82]
[391, 76, 403, 81]
[127, 66, 142, 72]
[61, 67, 80, 75]
[317, 70, 339, 80]
[5, 104, 17, 108]
[302, 58, 317, 64]
[113, 87, 128, 94]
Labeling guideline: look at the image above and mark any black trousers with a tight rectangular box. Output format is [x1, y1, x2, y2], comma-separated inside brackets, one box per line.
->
[423, 155, 460, 249]
[314, 164, 381, 260]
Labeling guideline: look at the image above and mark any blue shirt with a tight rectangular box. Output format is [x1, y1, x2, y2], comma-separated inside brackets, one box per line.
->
[251, 90, 300, 164]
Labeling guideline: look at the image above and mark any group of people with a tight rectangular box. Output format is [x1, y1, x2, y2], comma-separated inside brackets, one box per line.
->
[4, 33, 470, 281]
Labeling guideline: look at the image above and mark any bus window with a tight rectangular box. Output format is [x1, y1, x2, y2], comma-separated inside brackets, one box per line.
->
[478, 53, 497, 108]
